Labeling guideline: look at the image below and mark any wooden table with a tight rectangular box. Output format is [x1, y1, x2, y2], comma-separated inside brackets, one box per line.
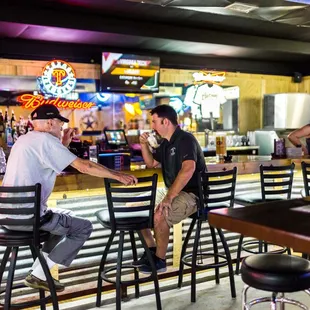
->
[208, 198, 310, 255]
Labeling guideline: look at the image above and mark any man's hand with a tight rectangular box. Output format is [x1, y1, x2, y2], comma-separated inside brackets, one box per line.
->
[62, 128, 76, 147]
[157, 195, 173, 216]
[139, 132, 150, 145]
[118, 173, 138, 186]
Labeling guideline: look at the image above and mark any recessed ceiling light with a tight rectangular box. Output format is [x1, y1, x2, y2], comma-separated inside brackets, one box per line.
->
[285, 0, 310, 4]
[225, 2, 258, 14]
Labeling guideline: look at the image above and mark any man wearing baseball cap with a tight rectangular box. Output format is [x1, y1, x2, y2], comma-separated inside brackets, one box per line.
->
[2, 105, 138, 292]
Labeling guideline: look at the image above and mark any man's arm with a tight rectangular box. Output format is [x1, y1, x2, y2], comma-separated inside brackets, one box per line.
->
[158, 160, 196, 214]
[139, 133, 160, 168]
[288, 125, 310, 155]
[71, 158, 137, 185]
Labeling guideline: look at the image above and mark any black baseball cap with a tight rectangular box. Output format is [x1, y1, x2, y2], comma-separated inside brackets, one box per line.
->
[31, 105, 69, 123]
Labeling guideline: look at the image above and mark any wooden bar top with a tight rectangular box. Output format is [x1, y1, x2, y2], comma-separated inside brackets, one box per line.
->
[208, 198, 310, 255]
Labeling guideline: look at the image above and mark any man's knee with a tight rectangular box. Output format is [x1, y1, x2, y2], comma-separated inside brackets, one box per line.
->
[154, 211, 167, 227]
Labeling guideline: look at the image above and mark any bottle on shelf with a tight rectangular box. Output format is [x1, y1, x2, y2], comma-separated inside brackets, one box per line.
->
[4, 109, 8, 124]
[0, 147, 6, 174]
[0, 110, 4, 134]
[11, 110, 16, 128]
[5, 122, 13, 147]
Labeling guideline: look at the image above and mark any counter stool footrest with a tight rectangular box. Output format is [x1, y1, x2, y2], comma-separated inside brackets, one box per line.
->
[182, 252, 229, 269]
[101, 265, 152, 285]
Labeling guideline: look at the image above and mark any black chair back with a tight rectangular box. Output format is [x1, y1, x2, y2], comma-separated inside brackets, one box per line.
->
[301, 161, 310, 197]
[0, 183, 41, 244]
[260, 163, 295, 201]
[197, 167, 237, 219]
[104, 174, 158, 231]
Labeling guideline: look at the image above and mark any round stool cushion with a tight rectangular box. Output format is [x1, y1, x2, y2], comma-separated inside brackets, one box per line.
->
[241, 253, 310, 292]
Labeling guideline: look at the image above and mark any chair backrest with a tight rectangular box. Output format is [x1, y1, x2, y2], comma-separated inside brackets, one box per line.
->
[197, 167, 237, 218]
[301, 161, 310, 197]
[0, 183, 41, 243]
[259, 163, 295, 201]
[104, 174, 158, 231]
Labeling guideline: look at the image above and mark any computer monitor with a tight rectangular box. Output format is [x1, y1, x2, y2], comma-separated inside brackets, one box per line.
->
[104, 129, 128, 148]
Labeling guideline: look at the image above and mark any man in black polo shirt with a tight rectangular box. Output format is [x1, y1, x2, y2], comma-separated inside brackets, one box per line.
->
[137, 105, 206, 273]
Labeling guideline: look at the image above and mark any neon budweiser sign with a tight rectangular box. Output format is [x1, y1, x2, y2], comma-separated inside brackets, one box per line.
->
[17, 94, 95, 110]
[18, 59, 95, 110]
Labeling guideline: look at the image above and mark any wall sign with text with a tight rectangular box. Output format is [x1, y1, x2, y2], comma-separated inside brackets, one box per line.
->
[17, 60, 95, 110]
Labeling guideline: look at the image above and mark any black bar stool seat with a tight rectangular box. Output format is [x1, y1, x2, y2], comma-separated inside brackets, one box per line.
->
[96, 209, 150, 230]
[241, 254, 310, 309]
[178, 167, 237, 303]
[0, 183, 59, 310]
[0, 226, 50, 243]
[95, 175, 162, 310]
[235, 163, 295, 274]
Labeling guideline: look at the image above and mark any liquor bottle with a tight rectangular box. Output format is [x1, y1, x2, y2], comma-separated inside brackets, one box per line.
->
[5, 122, 13, 147]
[0, 110, 4, 134]
[11, 110, 16, 128]
[4, 109, 8, 123]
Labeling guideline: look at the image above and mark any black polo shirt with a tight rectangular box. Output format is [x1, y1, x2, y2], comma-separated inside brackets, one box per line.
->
[153, 126, 206, 196]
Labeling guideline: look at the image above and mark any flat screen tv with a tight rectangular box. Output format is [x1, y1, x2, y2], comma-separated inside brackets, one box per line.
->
[104, 129, 128, 147]
[101, 52, 160, 93]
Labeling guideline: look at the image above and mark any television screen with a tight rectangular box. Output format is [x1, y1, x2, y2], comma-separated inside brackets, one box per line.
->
[101, 53, 160, 93]
[104, 129, 128, 146]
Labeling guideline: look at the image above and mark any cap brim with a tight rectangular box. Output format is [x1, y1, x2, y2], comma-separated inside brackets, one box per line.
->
[57, 115, 69, 123]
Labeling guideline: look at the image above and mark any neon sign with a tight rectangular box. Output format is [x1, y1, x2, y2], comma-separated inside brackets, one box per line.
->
[38, 60, 76, 97]
[18, 59, 95, 110]
[17, 94, 95, 110]
[193, 71, 226, 85]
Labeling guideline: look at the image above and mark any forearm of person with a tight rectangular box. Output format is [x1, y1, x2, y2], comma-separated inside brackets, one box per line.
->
[71, 158, 124, 180]
[141, 143, 157, 168]
[288, 134, 302, 147]
[166, 164, 195, 200]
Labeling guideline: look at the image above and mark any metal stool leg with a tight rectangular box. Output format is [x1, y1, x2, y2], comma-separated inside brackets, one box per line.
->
[33, 245, 59, 310]
[217, 228, 236, 298]
[242, 285, 251, 310]
[210, 226, 220, 284]
[191, 219, 202, 303]
[129, 231, 140, 298]
[116, 231, 125, 310]
[137, 231, 162, 310]
[178, 218, 196, 288]
[4, 247, 18, 310]
[0, 247, 11, 286]
[96, 231, 115, 307]
[235, 235, 244, 275]
[29, 246, 46, 310]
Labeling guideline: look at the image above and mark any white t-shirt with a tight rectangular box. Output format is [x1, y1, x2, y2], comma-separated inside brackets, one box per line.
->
[1, 131, 77, 217]
[194, 84, 226, 118]
[184, 85, 201, 119]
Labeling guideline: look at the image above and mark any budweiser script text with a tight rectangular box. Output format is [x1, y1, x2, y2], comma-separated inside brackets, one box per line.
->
[17, 94, 95, 110]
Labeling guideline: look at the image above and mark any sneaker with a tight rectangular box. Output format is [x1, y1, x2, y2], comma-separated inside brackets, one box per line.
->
[139, 256, 167, 274]
[24, 274, 65, 292]
[132, 249, 156, 267]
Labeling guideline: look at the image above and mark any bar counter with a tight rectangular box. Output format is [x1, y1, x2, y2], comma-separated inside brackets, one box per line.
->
[52, 155, 310, 193]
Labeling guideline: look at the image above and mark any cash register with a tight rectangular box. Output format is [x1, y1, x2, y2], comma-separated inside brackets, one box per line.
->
[98, 129, 131, 169]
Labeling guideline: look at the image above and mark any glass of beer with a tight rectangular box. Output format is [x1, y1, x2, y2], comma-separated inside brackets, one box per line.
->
[216, 135, 227, 161]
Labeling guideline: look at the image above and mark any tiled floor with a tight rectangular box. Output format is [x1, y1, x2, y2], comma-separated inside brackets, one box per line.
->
[50, 273, 310, 310]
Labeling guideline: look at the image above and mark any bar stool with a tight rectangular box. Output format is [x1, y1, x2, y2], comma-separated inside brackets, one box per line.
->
[178, 167, 237, 302]
[95, 174, 161, 310]
[241, 254, 310, 309]
[235, 163, 295, 274]
[0, 183, 59, 310]
[299, 161, 310, 260]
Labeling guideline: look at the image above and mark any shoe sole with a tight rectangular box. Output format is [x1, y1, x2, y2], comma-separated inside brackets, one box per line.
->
[138, 267, 167, 274]
[24, 279, 65, 292]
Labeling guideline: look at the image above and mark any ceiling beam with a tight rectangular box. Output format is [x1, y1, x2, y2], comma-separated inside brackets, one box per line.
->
[1, 38, 306, 76]
[1, 3, 310, 57]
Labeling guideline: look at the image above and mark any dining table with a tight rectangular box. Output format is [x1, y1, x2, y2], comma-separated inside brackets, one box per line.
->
[208, 198, 310, 255]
